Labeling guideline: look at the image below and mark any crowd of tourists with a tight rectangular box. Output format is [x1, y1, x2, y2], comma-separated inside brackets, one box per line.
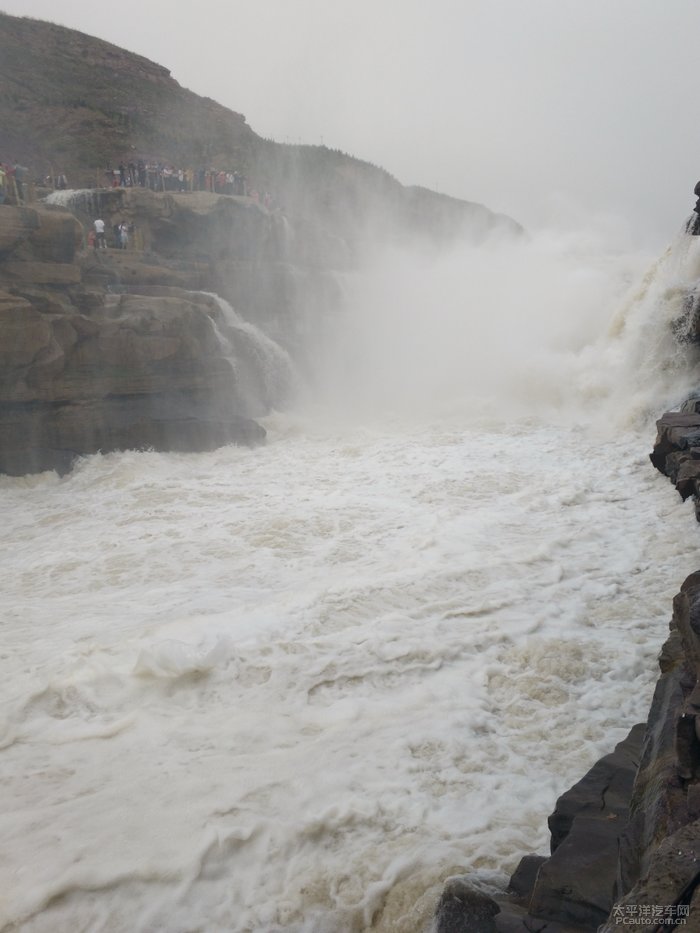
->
[0, 158, 69, 203]
[0, 160, 31, 204]
[106, 159, 246, 194]
[0, 153, 279, 211]
[106, 159, 278, 209]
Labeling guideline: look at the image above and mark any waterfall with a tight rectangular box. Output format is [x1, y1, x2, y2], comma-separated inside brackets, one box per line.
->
[203, 292, 302, 415]
[585, 224, 700, 423]
[43, 188, 111, 217]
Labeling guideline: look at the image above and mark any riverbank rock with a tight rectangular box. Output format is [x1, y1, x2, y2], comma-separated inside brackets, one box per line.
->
[650, 409, 700, 513]
[433, 726, 645, 932]
[0, 200, 273, 474]
[453, 404, 700, 932]
[434, 878, 500, 932]
[595, 571, 700, 932]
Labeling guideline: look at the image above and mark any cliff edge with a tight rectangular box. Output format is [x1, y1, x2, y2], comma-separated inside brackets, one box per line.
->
[0, 11, 521, 475]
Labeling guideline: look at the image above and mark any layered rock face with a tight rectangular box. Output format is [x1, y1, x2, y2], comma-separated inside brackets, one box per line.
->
[0, 9, 523, 476]
[0, 194, 307, 474]
[650, 405, 700, 518]
[0, 178, 517, 475]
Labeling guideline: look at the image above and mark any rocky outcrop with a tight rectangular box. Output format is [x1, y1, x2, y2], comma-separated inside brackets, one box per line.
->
[0, 9, 522, 257]
[0, 168, 517, 475]
[434, 726, 646, 932]
[0, 199, 280, 474]
[0, 7, 524, 475]
[46, 187, 346, 352]
[650, 403, 700, 519]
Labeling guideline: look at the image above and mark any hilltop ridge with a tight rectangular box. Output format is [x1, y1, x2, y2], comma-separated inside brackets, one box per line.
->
[0, 10, 521, 244]
[0, 11, 254, 180]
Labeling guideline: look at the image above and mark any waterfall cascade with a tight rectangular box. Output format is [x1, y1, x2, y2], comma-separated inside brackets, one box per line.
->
[204, 292, 302, 415]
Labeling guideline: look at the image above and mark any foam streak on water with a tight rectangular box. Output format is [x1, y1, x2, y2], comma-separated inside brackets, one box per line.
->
[1, 413, 697, 932]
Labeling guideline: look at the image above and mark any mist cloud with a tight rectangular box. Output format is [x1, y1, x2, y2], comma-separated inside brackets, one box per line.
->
[3, 0, 699, 246]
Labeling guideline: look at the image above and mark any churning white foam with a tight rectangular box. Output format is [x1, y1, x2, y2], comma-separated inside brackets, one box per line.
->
[4, 222, 700, 931]
[311, 221, 700, 431]
[2, 413, 698, 932]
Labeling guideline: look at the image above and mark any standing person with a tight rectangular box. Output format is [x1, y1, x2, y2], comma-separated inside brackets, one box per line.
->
[93, 217, 106, 249]
[119, 221, 129, 250]
[11, 162, 27, 203]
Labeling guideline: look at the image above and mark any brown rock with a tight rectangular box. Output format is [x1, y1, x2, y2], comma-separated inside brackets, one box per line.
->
[1, 261, 82, 285]
[0, 204, 40, 255]
[28, 207, 83, 262]
[0, 297, 52, 367]
[0, 399, 266, 475]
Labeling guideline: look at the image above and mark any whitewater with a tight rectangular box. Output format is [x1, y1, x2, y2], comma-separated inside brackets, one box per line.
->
[3, 225, 700, 932]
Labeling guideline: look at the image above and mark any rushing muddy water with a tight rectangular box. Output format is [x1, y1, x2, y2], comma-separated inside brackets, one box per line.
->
[4, 227, 700, 932]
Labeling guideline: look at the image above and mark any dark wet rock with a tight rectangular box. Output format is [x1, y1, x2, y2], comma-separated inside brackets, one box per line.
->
[650, 411, 700, 511]
[439, 726, 645, 933]
[673, 295, 700, 344]
[529, 817, 622, 927]
[681, 395, 700, 414]
[547, 724, 646, 856]
[507, 855, 546, 899]
[494, 907, 583, 932]
[475, 555, 700, 932]
[434, 878, 500, 932]
[650, 412, 700, 473]
[0, 402, 265, 476]
[523, 726, 644, 930]
[599, 824, 700, 933]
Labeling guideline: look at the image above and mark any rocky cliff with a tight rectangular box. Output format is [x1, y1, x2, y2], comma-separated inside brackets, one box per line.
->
[0, 11, 521, 250]
[0, 197, 278, 474]
[0, 11, 521, 475]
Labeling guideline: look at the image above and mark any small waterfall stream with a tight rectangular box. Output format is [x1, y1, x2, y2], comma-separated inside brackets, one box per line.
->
[204, 292, 303, 415]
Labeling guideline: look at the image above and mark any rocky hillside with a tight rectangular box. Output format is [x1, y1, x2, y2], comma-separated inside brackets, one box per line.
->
[0, 10, 522, 476]
[7, 10, 700, 933]
[0, 195, 280, 474]
[0, 10, 521, 248]
[0, 11, 256, 185]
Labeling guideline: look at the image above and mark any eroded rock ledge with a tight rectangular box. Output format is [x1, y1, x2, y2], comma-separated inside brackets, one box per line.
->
[0, 192, 323, 474]
[433, 416, 700, 931]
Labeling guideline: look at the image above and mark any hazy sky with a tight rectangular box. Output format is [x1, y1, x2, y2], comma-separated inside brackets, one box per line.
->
[2, 0, 699, 247]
